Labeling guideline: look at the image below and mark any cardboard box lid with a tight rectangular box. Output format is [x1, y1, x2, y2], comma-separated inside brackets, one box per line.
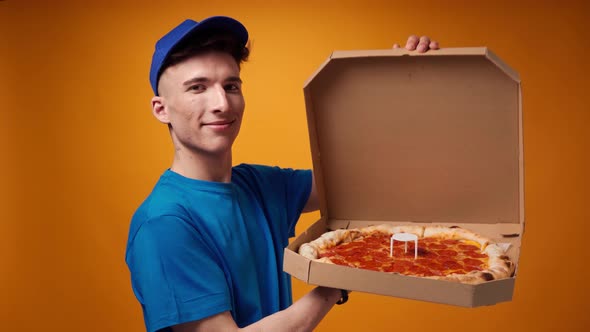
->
[304, 47, 523, 226]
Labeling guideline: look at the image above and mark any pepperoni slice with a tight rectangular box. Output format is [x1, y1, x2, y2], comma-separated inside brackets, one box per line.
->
[420, 238, 437, 244]
[386, 264, 407, 273]
[420, 253, 437, 261]
[441, 239, 460, 245]
[426, 243, 448, 250]
[378, 257, 398, 266]
[371, 250, 389, 259]
[441, 260, 462, 270]
[423, 261, 445, 272]
[408, 265, 430, 276]
[415, 258, 431, 265]
[463, 258, 485, 267]
[458, 244, 479, 251]
[392, 248, 423, 257]
[359, 261, 381, 271]
[437, 249, 459, 257]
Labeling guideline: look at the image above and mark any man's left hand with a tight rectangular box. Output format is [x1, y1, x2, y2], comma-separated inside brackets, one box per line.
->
[393, 35, 439, 52]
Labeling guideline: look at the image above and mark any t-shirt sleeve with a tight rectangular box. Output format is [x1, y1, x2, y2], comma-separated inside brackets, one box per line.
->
[280, 168, 313, 236]
[126, 216, 231, 332]
[246, 165, 312, 237]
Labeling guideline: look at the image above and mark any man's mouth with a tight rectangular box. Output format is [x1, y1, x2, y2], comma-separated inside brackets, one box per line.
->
[202, 119, 236, 129]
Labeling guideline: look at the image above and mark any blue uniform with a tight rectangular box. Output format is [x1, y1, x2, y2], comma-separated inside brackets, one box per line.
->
[125, 164, 312, 332]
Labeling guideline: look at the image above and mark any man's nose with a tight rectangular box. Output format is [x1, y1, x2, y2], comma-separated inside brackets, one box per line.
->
[211, 85, 230, 113]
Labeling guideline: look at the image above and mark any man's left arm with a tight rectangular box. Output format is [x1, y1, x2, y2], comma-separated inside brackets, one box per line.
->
[302, 172, 319, 213]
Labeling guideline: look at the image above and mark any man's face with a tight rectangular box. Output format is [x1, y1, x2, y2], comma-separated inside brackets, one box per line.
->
[154, 51, 244, 157]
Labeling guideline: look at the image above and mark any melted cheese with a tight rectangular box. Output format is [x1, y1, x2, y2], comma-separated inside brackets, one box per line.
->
[461, 239, 481, 248]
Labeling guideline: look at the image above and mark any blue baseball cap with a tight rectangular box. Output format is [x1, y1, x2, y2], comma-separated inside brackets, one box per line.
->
[149, 16, 249, 95]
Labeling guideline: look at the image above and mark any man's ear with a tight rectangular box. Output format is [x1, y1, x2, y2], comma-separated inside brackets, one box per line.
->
[151, 96, 170, 124]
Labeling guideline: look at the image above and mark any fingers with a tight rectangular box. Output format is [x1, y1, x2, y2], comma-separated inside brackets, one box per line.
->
[405, 35, 420, 50]
[417, 36, 430, 52]
[401, 35, 439, 53]
[415, 36, 433, 52]
[429, 40, 440, 50]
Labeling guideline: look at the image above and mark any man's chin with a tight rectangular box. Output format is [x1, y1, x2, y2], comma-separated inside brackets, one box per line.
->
[203, 137, 238, 155]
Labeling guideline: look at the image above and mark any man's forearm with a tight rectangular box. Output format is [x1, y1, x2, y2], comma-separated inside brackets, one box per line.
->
[243, 287, 343, 332]
[172, 287, 344, 332]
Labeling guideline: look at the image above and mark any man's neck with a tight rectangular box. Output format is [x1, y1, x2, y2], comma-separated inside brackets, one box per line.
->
[170, 149, 233, 183]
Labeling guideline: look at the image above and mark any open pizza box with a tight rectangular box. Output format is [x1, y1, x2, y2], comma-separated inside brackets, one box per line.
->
[283, 47, 524, 307]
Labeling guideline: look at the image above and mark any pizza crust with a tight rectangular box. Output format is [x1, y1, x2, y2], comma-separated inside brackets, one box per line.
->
[299, 228, 361, 261]
[423, 226, 490, 249]
[485, 244, 516, 279]
[425, 270, 495, 284]
[363, 224, 425, 237]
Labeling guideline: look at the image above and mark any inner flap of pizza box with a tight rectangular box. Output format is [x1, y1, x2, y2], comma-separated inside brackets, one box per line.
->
[302, 49, 522, 245]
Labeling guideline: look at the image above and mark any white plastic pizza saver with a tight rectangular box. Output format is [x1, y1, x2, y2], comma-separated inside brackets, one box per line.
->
[390, 233, 418, 259]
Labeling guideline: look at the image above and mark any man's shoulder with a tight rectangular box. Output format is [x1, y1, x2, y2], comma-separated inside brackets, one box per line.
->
[232, 163, 282, 191]
[232, 164, 312, 210]
[133, 169, 225, 214]
[129, 169, 237, 230]
[135, 172, 185, 213]
[128, 172, 189, 237]
[232, 163, 300, 182]
[233, 163, 276, 174]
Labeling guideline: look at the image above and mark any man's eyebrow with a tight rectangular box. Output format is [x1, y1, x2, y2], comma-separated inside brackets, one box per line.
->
[226, 76, 243, 84]
[182, 77, 209, 86]
[182, 76, 242, 86]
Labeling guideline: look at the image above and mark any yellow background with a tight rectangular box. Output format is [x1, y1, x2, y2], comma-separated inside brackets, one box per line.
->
[1, 0, 588, 331]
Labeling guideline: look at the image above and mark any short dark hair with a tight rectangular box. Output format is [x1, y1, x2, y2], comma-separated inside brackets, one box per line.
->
[158, 30, 250, 84]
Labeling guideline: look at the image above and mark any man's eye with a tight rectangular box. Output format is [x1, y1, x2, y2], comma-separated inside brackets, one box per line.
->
[225, 84, 241, 92]
[188, 84, 205, 92]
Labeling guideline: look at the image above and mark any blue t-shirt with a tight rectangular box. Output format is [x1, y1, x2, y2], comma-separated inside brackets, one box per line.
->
[125, 164, 312, 332]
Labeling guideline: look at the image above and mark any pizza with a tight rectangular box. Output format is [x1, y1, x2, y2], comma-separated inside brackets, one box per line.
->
[298, 224, 515, 285]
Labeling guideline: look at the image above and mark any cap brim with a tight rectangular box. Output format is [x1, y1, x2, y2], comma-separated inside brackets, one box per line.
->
[192, 16, 249, 47]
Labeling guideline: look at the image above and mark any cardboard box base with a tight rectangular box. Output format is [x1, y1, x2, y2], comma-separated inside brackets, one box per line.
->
[284, 218, 520, 307]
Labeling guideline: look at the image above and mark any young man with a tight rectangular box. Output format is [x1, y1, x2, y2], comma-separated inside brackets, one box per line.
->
[126, 16, 438, 332]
